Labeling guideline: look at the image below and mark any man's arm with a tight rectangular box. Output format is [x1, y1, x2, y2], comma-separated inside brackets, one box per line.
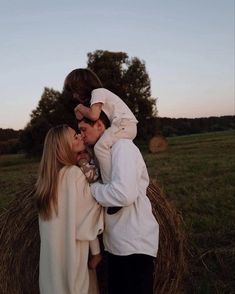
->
[90, 140, 140, 207]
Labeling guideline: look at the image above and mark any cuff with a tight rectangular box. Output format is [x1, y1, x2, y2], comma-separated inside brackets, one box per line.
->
[89, 238, 100, 255]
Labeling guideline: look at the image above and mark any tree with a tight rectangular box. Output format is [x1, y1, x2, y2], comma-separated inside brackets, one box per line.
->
[21, 50, 158, 155]
[87, 50, 157, 138]
[20, 87, 78, 155]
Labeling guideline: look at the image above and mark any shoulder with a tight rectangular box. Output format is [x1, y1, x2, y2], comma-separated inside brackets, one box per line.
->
[111, 140, 145, 172]
[113, 138, 137, 148]
[92, 88, 108, 95]
[59, 166, 88, 193]
[112, 139, 139, 155]
[61, 165, 84, 180]
[92, 88, 116, 98]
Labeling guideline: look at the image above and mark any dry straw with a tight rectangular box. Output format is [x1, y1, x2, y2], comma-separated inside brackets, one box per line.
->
[0, 180, 186, 294]
[149, 136, 168, 153]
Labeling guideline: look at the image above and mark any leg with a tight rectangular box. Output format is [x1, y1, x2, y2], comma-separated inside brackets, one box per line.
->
[106, 253, 131, 294]
[107, 253, 155, 294]
[94, 123, 137, 184]
[132, 254, 155, 294]
[94, 130, 113, 184]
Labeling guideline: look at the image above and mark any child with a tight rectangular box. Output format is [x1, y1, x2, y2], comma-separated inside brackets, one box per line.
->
[63, 68, 138, 187]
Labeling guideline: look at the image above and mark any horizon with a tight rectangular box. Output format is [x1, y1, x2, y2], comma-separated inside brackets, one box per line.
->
[1, 114, 234, 132]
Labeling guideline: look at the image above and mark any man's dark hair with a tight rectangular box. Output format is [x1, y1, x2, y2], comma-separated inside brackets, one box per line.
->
[78, 111, 111, 129]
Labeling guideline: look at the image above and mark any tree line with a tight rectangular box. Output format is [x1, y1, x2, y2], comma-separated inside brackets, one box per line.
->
[1, 50, 234, 155]
[1, 115, 234, 155]
[0, 128, 22, 155]
[157, 115, 235, 137]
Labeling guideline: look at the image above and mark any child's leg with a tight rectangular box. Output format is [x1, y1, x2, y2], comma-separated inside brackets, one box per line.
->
[114, 121, 137, 141]
[94, 122, 137, 184]
[94, 129, 113, 184]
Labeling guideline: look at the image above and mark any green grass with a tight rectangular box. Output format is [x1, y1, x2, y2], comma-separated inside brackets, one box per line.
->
[0, 154, 39, 209]
[0, 130, 235, 293]
[143, 130, 235, 293]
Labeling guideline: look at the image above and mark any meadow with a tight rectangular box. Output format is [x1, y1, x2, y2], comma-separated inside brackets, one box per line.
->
[0, 130, 235, 293]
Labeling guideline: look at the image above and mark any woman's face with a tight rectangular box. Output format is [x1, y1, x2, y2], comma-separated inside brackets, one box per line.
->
[68, 127, 85, 154]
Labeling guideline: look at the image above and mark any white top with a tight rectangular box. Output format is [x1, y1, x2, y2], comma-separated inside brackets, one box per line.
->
[91, 139, 159, 257]
[39, 166, 104, 294]
[91, 88, 138, 125]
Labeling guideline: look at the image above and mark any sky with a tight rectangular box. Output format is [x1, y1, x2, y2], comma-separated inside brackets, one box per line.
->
[0, 0, 234, 130]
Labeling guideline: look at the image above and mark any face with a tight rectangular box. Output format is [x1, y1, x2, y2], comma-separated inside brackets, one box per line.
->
[68, 127, 85, 154]
[78, 121, 105, 145]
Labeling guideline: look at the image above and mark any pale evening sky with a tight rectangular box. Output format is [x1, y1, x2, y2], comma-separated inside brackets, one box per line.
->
[0, 0, 234, 130]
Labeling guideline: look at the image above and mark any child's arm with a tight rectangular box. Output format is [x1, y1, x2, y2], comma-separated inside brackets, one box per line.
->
[89, 238, 102, 269]
[75, 102, 102, 121]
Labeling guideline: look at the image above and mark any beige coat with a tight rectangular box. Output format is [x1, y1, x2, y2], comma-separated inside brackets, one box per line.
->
[39, 166, 104, 294]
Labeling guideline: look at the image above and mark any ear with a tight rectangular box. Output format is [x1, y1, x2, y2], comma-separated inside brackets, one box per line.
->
[96, 119, 105, 132]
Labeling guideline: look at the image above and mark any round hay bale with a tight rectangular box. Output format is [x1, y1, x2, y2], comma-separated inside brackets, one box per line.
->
[147, 179, 186, 294]
[0, 187, 40, 294]
[149, 136, 168, 153]
[0, 180, 186, 294]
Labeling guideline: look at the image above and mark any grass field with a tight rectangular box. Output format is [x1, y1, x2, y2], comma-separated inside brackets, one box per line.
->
[0, 130, 235, 293]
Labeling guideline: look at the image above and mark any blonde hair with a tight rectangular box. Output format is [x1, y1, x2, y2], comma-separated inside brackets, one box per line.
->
[36, 124, 76, 220]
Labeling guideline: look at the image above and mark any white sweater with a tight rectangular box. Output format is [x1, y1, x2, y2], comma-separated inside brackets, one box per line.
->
[39, 166, 104, 294]
[91, 88, 138, 125]
[91, 139, 159, 257]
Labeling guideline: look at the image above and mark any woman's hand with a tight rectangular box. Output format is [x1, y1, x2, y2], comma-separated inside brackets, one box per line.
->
[88, 253, 102, 269]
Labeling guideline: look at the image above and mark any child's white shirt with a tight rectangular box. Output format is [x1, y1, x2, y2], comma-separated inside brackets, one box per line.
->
[91, 88, 138, 125]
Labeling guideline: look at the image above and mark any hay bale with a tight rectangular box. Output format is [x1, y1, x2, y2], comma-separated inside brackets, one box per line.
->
[0, 187, 39, 294]
[0, 180, 186, 294]
[147, 180, 186, 294]
[149, 136, 168, 153]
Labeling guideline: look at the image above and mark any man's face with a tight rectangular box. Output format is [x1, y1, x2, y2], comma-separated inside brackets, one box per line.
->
[78, 120, 104, 145]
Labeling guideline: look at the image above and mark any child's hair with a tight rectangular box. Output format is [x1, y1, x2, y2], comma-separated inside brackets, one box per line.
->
[35, 124, 76, 220]
[63, 68, 103, 104]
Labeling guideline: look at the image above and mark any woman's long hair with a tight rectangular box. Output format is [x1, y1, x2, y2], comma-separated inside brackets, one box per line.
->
[35, 125, 76, 220]
[63, 68, 103, 105]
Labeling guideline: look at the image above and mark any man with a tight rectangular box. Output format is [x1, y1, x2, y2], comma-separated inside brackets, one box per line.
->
[78, 113, 159, 294]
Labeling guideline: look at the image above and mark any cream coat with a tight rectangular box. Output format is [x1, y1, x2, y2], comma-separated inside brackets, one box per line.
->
[39, 166, 104, 294]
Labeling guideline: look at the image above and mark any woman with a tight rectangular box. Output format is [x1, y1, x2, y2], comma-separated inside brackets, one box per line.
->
[35, 124, 103, 294]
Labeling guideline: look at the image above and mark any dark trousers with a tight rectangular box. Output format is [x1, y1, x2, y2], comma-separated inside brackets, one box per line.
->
[107, 253, 155, 294]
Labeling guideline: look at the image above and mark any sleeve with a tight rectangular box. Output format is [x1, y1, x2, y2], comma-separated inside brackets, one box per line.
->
[78, 159, 100, 183]
[90, 141, 140, 207]
[89, 238, 101, 255]
[90, 88, 107, 106]
[69, 167, 104, 241]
